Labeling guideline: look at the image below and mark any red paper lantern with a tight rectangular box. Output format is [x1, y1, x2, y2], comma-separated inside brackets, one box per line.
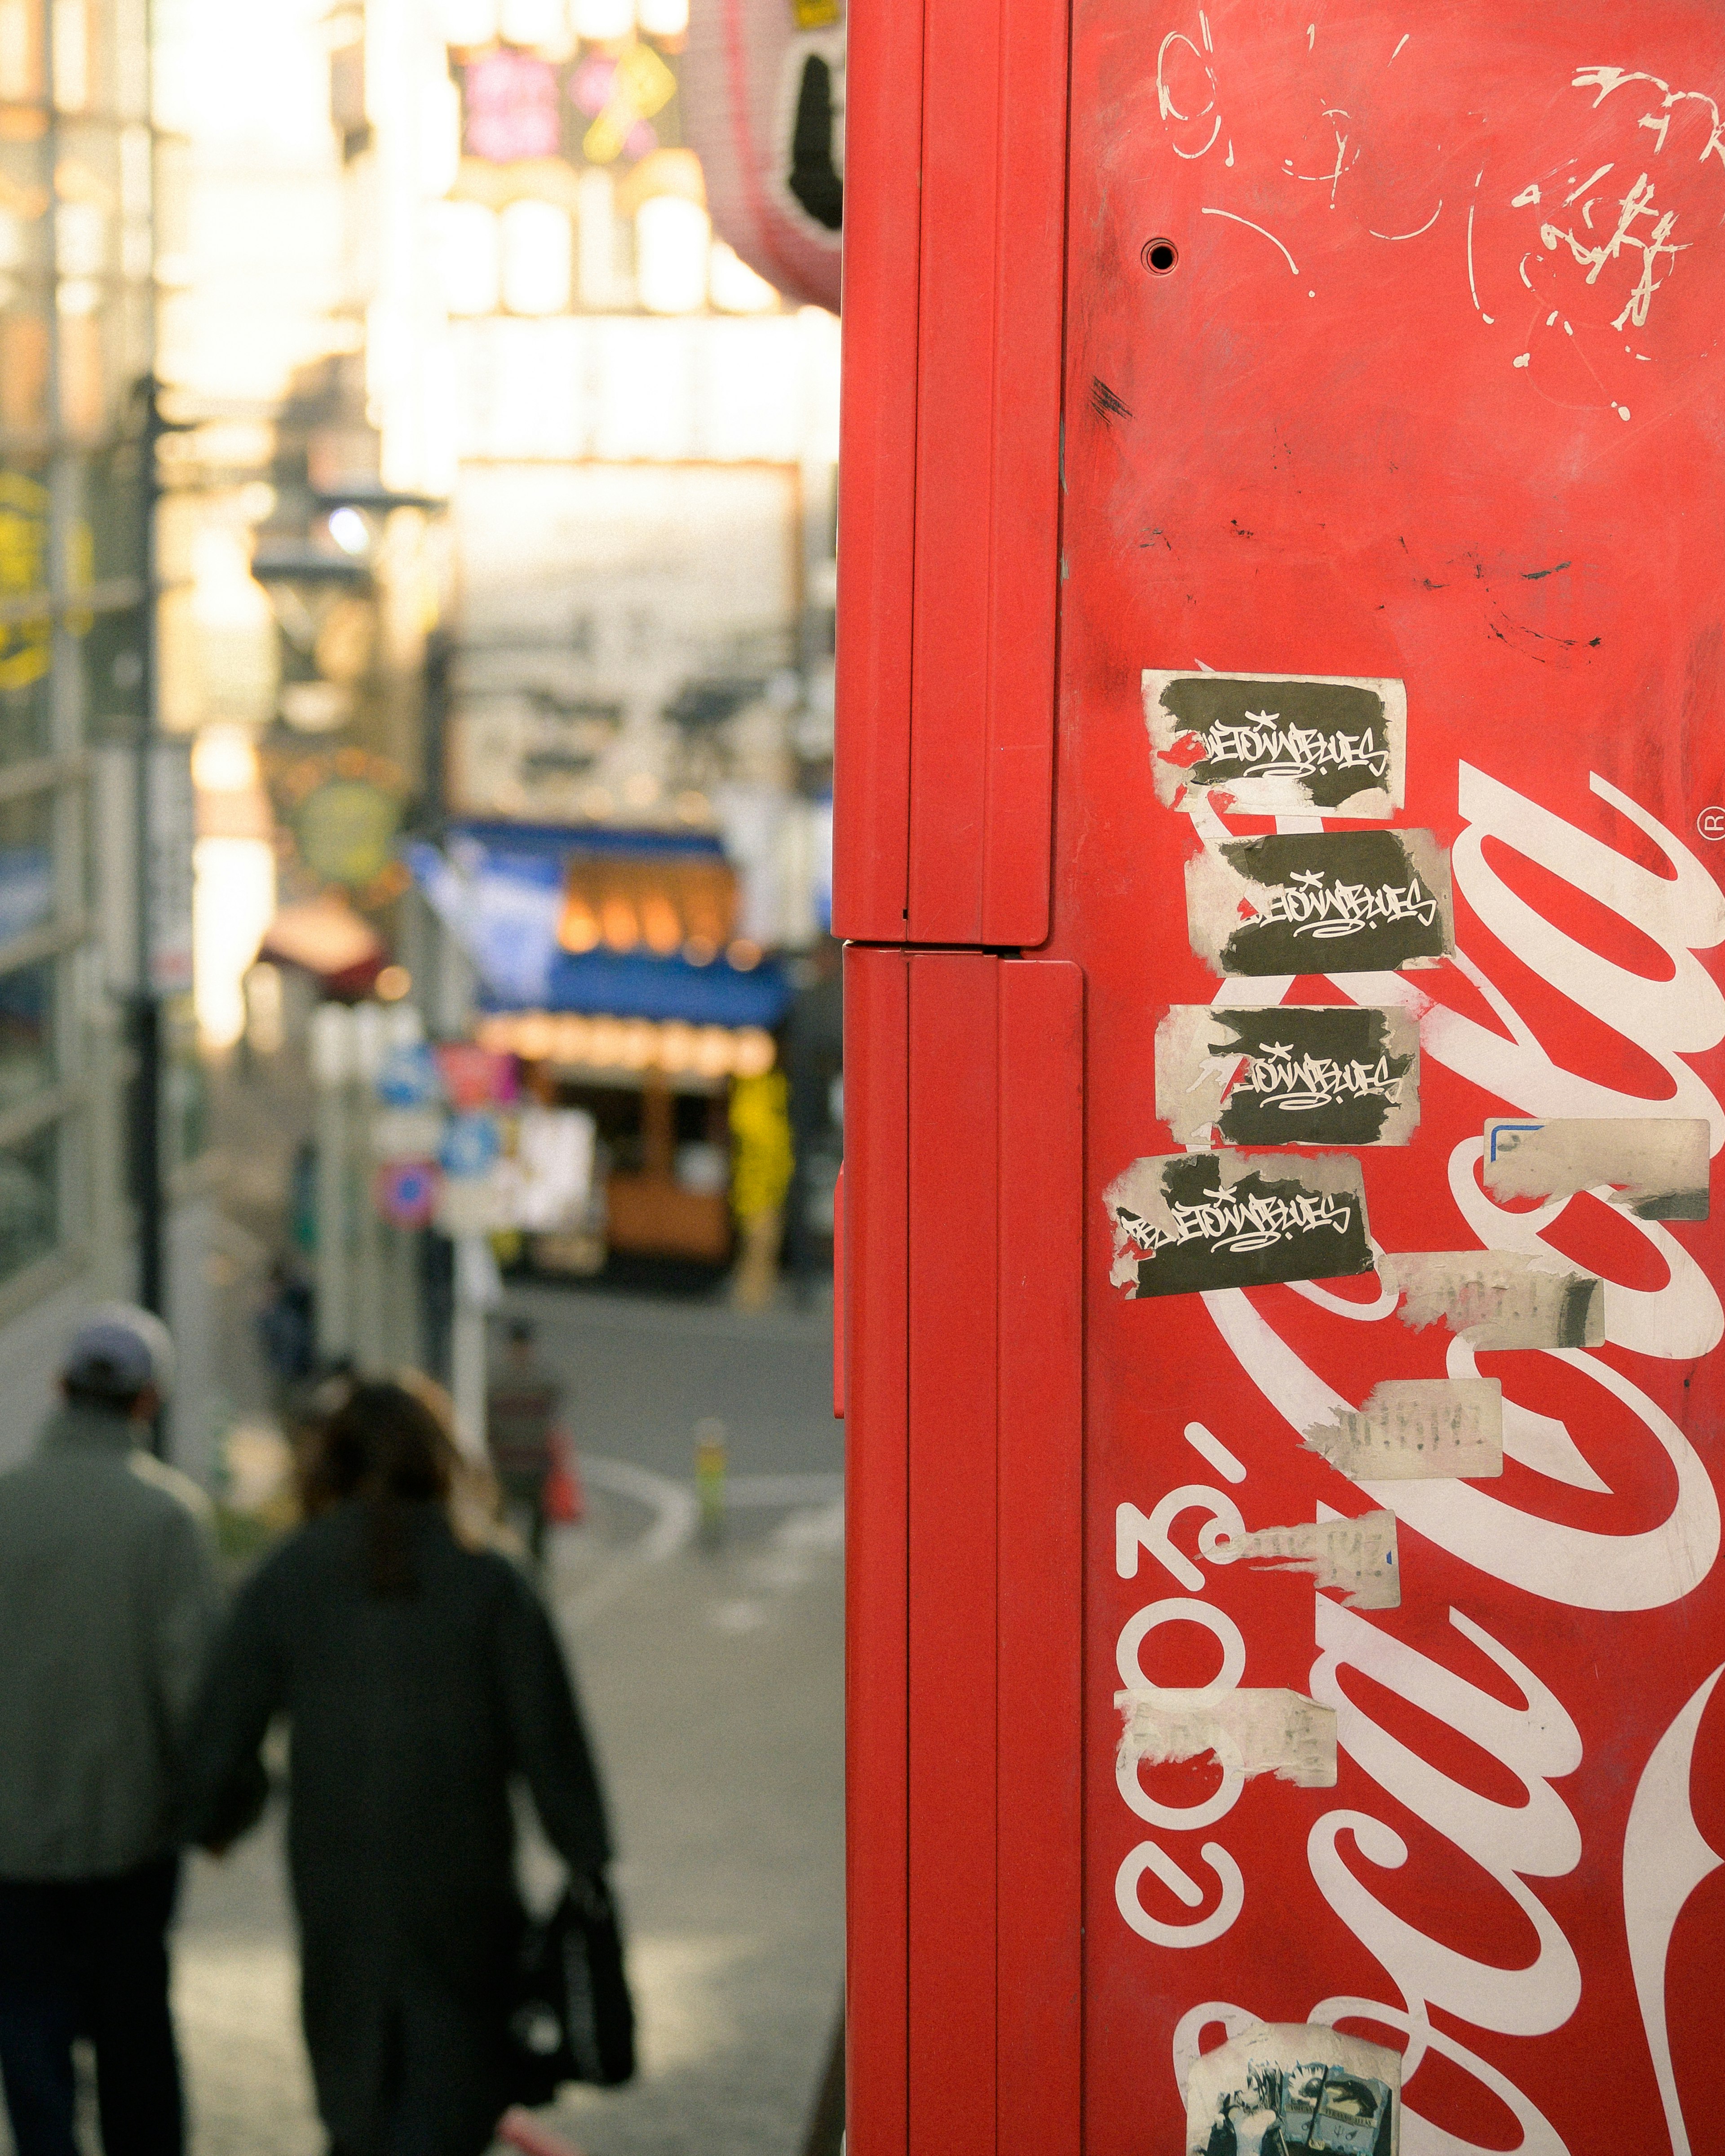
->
[681, 0, 843, 313]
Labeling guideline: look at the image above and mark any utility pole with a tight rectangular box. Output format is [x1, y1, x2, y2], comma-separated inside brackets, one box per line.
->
[133, 376, 167, 1403]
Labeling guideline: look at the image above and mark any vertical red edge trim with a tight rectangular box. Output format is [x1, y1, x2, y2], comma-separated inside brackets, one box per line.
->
[832, 1163, 846, 1419]
[844, 945, 911, 2156]
[907, 953, 1001, 2156]
[905, 0, 1070, 949]
[832, 0, 928, 945]
[978, 0, 1072, 950]
[997, 959, 1085, 2155]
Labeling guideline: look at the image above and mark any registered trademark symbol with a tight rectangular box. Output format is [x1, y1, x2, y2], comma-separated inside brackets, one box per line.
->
[1699, 807, 1725, 841]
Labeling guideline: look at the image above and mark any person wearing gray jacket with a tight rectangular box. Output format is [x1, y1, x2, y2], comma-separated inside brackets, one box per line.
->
[0, 1305, 221, 2156]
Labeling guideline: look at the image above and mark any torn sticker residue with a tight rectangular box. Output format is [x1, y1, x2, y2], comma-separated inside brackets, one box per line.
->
[1210, 1508, 1400, 1609]
[1482, 1116, 1711, 1222]
[1184, 2023, 1402, 2156]
[1115, 1686, 1337, 1788]
[1156, 1002, 1420, 1149]
[1186, 828, 1455, 978]
[1143, 667, 1407, 819]
[1379, 1249, 1604, 1350]
[1303, 1377, 1504, 1480]
[1105, 1149, 1374, 1298]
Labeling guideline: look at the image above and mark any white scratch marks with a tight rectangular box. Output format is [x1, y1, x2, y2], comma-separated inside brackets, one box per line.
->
[1567, 160, 1614, 203]
[1512, 181, 1542, 208]
[1465, 202, 1492, 320]
[1200, 205, 1299, 274]
[1369, 200, 1442, 241]
[1199, 9, 1212, 51]
[1307, 20, 1314, 49]
[1513, 352, 1530, 367]
[1172, 115, 1223, 159]
[1570, 65, 1725, 170]
[1616, 403, 1633, 420]
[1389, 32, 1409, 63]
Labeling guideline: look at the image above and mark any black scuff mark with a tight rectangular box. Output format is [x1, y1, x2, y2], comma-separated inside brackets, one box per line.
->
[1230, 517, 1255, 539]
[1523, 561, 1571, 580]
[1090, 376, 1132, 424]
[1137, 526, 1172, 550]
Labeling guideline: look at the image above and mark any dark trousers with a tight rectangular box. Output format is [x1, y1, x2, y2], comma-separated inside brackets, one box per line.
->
[0, 1856, 184, 2156]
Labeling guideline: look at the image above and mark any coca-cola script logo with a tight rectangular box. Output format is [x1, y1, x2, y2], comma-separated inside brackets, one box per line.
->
[1128, 764, 1725, 2154]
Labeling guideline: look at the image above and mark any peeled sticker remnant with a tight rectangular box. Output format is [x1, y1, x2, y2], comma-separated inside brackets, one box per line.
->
[1482, 1116, 1710, 1222]
[1303, 1377, 1504, 1480]
[1106, 1149, 1374, 1297]
[1116, 1686, 1337, 1787]
[1379, 1249, 1604, 1350]
[1210, 1508, 1401, 1609]
[1143, 667, 1407, 818]
[1186, 828, 1455, 978]
[1184, 2022, 1401, 2156]
[1156, 1002, 1420, 1149]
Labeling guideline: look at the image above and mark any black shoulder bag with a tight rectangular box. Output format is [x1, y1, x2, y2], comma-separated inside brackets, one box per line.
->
[508, 1870, 637, 2103]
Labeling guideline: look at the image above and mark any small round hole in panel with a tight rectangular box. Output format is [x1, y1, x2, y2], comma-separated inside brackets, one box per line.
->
[1141, 237, 1179, 275]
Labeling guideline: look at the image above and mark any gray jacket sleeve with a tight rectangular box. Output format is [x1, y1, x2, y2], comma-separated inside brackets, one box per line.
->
[148, 1498, 225, 1748]
[495, 1563, 613, 1874]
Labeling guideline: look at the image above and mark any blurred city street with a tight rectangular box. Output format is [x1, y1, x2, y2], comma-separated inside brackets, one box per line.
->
[1, 1289, 844, 2156]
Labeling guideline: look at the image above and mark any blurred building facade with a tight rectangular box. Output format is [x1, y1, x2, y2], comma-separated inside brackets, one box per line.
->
[0, 0, 168, 1441]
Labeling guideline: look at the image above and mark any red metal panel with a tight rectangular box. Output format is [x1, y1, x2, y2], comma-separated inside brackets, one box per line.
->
[831, 0, 925, 944]
[907, 952, 999, 2156]
[843, 945, 911, 2156]
[1051, 5, 1725, 2152]
[996, 959, 1085, 2154]
[906, 0, 1068, 949]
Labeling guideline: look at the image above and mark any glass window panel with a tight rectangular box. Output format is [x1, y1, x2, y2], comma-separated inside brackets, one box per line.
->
[0, 119, 50, 279]
[51, 0, 99, 116]
[76, 432, 145, 584]
[0, 1115, 57, 1283]
[0, 954, 53, 1107]
[0, 462, 50, 757]
[0, 288, 49, 437]
[0, 667, 50, 760]
[0, 786, 53, 941]
[0, 0, 46, 105]
[80, 598, 142, 742]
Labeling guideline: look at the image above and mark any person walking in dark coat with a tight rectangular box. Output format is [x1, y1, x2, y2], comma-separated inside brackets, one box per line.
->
[182, 1378, 613, 2156]
[0, 1303, 219, 2156]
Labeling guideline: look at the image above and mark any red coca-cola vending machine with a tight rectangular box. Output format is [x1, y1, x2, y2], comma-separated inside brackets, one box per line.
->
[834, 2, 1725, 2152]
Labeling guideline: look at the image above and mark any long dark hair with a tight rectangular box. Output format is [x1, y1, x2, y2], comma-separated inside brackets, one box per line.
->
[299, 1378, 457, 1596]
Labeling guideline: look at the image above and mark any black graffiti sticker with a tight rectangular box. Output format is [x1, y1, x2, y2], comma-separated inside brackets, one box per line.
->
[1186, 829, 1454, 977]
[1144, 669, 1407, 819]
[1105, 1150, 1374, 1297]
[1156, 1003, 1420, 1148]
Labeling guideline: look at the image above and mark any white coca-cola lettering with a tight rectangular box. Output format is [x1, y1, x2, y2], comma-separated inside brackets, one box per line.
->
[1307, 1599, 1583, 2037]
[1186, 768, 1725, 2134]
[1445, 1134, 1722, 1360]
[1170, 1996, 1572, 2156]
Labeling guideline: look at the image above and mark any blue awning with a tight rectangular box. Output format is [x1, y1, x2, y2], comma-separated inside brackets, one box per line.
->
[405, 826, 792, 1029]
[497, 946, 791, 1028]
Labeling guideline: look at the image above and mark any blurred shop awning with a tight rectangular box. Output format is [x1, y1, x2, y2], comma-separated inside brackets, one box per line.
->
[257, 896, 386, 998]
[407, 822, 794, 1028]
